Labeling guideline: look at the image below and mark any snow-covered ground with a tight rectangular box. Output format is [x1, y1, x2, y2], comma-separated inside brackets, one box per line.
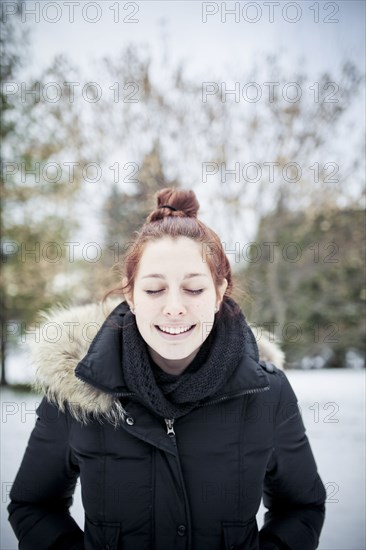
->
[1, 369, 365, 550]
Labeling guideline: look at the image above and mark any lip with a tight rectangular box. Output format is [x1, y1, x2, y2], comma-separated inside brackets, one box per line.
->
[155, 325, 196, 340]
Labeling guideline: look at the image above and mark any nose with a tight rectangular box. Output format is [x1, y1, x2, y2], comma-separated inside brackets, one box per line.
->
[162, 292, 187, 317]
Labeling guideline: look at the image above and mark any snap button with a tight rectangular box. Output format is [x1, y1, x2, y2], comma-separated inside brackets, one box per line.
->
[126, 417, 135, 426]
[260, 360, 275, 373]
[177, 524, 186, 536]
[264, 361, 275, 373]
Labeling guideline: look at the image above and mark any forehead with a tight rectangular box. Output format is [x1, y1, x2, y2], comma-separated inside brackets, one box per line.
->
[136, 237, 211, 277]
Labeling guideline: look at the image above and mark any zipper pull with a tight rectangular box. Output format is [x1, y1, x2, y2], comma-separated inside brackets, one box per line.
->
[165, 418, 175, 436]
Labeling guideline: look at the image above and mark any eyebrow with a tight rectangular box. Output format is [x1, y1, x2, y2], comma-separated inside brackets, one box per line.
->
[141, 273, 209, 280]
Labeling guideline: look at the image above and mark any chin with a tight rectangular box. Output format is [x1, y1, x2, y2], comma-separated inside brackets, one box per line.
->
[158, 347, 195, 360]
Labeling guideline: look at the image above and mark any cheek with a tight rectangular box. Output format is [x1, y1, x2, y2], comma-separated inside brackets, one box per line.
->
[136, 311, 155, 326]
[134, 300, 160, 324]
[134, 293, 153, 312]
[192, 300, 215, 320]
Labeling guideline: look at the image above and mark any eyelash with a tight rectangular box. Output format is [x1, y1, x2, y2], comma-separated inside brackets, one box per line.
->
[145, 289, 204, 295]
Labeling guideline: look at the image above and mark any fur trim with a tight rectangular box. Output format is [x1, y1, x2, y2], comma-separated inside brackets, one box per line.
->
[250, 325, 286, 372]
[29, 299, 285, 425]
[29, 298, 126, 427]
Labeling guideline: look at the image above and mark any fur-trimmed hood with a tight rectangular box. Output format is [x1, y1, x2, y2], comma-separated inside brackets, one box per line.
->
[29, 299, 285, 426]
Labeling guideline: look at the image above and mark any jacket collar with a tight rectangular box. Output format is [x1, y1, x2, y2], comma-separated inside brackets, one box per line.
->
[75, 301, 131, 396]
[31, 298, 282, 427]
[74, 300, 270, 403]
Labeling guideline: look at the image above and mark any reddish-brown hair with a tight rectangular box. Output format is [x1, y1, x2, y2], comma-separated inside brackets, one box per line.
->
[102, 188, 240, 314]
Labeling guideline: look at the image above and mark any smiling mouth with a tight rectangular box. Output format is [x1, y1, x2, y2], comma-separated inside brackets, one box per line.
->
[155, 325, 196, 335]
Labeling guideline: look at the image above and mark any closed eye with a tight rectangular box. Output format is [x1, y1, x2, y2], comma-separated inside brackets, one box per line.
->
[145, 289, 204, 295]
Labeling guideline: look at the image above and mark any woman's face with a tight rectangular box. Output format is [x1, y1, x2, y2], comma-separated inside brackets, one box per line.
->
[126, 236, 227, 375]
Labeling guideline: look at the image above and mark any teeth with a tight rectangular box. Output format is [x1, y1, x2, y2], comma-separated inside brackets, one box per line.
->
[158, 325, 193, 335]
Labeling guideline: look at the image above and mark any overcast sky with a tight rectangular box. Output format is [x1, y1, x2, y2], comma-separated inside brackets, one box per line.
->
[9, 1, 361, 81]
[9, 0, 366, 245]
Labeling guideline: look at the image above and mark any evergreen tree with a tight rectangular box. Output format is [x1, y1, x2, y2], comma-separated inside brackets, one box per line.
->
[100, 139, 180, 265]
[242, 208, 365, 368]
[0, 5, 90, 383]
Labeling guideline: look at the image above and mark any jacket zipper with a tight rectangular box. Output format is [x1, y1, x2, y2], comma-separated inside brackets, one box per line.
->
[77, 374, 267, 550]
[75, 372, 135, 398]
[76, 372, 269, 427]
[163, 418, 192, 548]
[161, 385, 269, 550]
[164, 418, 175, 436]
[77, 372, 269, 408]
[162, 386, 269, 435]
[196, 384, 270, 408]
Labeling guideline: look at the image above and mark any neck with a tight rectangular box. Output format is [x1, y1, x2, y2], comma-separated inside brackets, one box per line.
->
[148, 346, 200, 376]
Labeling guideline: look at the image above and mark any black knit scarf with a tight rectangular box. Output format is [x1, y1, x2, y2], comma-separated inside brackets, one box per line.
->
[122, 297, 248, 419]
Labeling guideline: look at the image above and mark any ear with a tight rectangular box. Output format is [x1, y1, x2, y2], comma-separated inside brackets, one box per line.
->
[122, 277, 134, 309]
[217, 278, 228, 302]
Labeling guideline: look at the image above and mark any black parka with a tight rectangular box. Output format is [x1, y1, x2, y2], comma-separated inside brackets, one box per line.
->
[8, 300, 326, 550]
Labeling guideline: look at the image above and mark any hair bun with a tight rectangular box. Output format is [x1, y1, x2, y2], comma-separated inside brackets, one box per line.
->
[146, 187, 200, 223]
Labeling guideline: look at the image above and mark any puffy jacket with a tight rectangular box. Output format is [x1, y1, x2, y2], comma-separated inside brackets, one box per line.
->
[8, 300, 326, 550]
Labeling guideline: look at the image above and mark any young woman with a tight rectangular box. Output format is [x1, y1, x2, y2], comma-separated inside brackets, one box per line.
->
[8, 188, 326, 549]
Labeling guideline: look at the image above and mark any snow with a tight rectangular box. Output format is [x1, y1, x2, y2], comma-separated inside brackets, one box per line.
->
[1, 369, 365, 549]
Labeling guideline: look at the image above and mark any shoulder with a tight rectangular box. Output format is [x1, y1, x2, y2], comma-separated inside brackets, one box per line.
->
[29, 298, 123, 423]
[253, 329, 285, 371]
[258, 359, 283, 375]
[258, 358, 284, 390]
[29, 298, 121, 375]
[257, 359, 292, 409]
[258, 360, 302, 427]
